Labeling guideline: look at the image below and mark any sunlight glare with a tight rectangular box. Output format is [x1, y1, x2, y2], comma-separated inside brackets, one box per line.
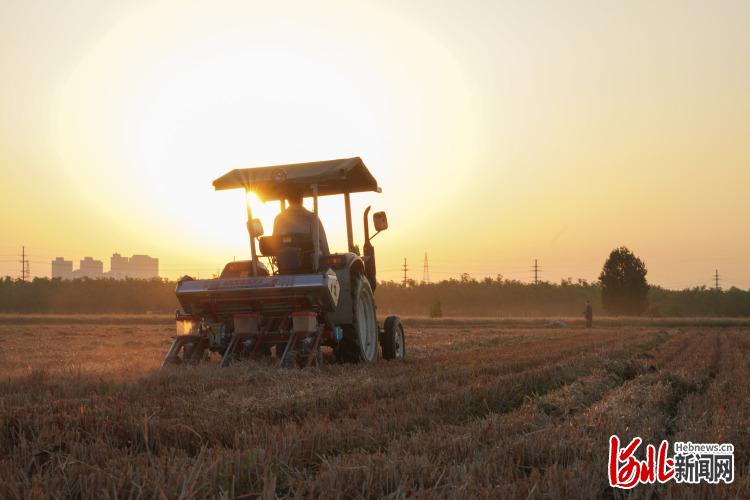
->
[53, 0, 479, 272]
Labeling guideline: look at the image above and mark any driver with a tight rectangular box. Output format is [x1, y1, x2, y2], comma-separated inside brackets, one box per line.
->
[272, 192, 330, 255]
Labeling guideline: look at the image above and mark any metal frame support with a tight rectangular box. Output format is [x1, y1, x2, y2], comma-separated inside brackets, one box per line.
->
[161, 337, 184, 369]
[219, 334, 241, 367]
[312, 184, 320, 271]
[279, 332, 297, 367]
[303, 325, 325, 368]
[245, 189, 258, 276]
[344, 192, 354, 252]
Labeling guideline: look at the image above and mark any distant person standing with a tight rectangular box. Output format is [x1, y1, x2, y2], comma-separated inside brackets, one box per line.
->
[583, 301, 593, 328]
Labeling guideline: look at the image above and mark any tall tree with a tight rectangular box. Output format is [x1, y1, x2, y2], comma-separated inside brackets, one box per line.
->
[599, 247, 649, 315]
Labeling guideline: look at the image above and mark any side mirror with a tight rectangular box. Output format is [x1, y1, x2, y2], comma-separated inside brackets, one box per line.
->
[247, 218, 264, 237]
[373, 211, 388, 232]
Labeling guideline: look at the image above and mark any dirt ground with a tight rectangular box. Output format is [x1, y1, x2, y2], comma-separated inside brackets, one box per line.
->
[0, 317, 748, 498]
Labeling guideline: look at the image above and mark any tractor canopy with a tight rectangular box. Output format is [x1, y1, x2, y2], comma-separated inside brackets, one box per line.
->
[212, 157, 380, 201]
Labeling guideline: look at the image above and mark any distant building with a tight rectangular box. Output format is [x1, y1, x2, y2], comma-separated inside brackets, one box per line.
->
[109, 253, 130, 279]
[48, 253, 159, 279]
[51, 257, 73, 279]
[128, 254, 159, 279]
[73, 257, 104, 279]
[105, 253, 159, 279]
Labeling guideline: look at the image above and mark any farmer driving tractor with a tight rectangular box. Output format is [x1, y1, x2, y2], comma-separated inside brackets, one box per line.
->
[273, 191, 330, 256]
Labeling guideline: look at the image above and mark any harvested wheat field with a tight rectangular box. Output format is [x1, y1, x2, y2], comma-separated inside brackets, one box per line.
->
[0, 316, 748, 499]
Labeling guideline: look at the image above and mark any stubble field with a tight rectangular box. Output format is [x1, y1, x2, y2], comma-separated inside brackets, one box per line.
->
[0, 316, 748, 498]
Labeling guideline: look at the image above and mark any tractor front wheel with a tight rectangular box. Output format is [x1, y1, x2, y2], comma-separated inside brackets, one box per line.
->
[381, 316, 405, 360]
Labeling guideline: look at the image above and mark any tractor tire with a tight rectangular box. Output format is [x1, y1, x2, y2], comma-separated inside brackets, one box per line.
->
[337, 274, 379, 363]
[381, 316, 405, 360]
[335, 334, 360, 363]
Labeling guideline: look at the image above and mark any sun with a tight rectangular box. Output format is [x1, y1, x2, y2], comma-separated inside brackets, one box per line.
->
[54, 0, 480, 274]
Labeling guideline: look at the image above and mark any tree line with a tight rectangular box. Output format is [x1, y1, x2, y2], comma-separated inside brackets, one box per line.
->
[1, 275, 749, 316]
[376, 279, 750, 317]
[0, 277, 177, 313]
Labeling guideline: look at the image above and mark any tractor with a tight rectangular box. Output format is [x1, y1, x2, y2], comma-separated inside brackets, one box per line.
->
[162, 157, 405, 368]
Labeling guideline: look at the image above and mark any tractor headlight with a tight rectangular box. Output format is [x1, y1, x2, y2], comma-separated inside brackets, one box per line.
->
[175, 315, 199, 336]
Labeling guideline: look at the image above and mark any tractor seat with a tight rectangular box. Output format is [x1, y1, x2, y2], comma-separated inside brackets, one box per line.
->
[219, 260, 270, 278]
[259, 233, 318, 274]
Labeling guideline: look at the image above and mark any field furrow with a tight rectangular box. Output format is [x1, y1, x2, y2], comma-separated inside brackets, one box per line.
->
[0, 319, 747, 499]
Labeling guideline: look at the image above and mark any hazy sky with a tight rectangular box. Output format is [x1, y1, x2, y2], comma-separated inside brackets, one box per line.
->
[1, 0, 748, 288]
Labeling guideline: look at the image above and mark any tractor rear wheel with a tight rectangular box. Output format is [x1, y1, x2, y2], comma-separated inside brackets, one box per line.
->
[337, 273, 379, 363]
[381, 316, 405, 360]
[335, 334, 359, 363]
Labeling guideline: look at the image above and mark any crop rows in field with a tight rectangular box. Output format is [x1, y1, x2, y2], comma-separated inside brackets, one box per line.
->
[0, 320, 748, 498]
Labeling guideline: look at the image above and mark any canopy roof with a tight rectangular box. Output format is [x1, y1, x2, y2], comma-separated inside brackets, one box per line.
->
[212, 157, 380, 201]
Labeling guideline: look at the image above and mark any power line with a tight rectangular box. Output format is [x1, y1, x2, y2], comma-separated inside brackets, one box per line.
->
[422, 252, 430, 284]
[401, 257, 409, 287]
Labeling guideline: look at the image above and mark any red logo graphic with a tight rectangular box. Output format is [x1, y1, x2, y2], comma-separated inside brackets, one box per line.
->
[608, 435, 675, 488]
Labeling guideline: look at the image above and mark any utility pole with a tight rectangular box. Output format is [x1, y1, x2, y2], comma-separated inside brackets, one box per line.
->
[714, 269, 721, 290]
[422, 252, 430, 284]
[533, 259, 540, 284]
[20, 246, 30, 281]
[401, 257, 409, 287]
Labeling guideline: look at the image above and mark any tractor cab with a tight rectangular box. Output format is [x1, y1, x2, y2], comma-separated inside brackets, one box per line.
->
[212, 157, 388, 286]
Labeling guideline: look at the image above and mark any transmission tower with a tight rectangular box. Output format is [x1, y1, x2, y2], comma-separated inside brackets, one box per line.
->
[20, 246, 30, 281]
[533, 259, 540, 284]
[422, 252, 430, 284]
[714, 269, 721, 290]
[401, 257, 409, 287]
